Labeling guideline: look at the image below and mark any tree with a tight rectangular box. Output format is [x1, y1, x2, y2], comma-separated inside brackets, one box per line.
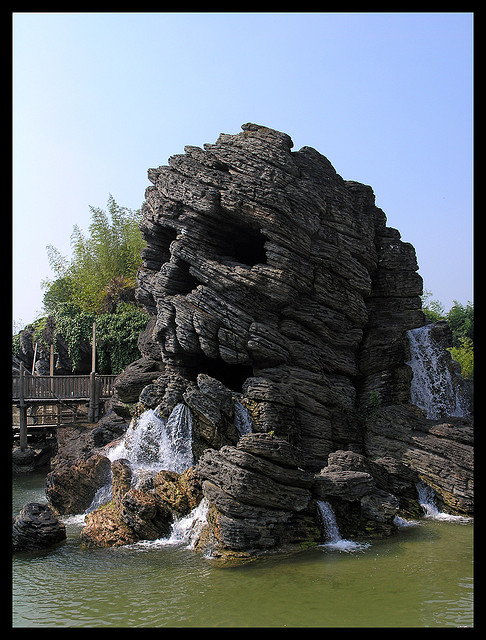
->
[421, 289, 446, 322]
[51, 301, 148, 374]
[27, 196, 150, 375]
[446, 301, 474, 348]
[449, 337, 474, 379]
[42, 196, 145, 314]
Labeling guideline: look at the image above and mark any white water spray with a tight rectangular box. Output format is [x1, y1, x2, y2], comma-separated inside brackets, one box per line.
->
[316, 500, 370, 552]
[132, 498, 210, 551]
[416, 481, 472, 523]
[407, 325, 468, 419]
[107, 403, 194, 476]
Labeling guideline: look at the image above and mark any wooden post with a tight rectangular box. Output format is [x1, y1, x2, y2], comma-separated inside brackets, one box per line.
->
[88, 323, 98, 422]
[19, 364, 28, 451]
[88, 371, 97, 423]
[50, 343, 54, 392]
[91, 322, 96, 373]
[31, 342, 38, 375]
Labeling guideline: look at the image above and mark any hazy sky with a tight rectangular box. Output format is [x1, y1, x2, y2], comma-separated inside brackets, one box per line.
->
[13, 12, 473, 328]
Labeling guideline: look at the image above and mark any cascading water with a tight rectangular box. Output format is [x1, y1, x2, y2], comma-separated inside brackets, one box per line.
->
[133, 498, 210, 552]
[416, 481, 472, 523]
[234, 401, 253, 436]
[107, 403, 194, 477]
[407, 325, 468, 419]
[316, 500, 370, 552]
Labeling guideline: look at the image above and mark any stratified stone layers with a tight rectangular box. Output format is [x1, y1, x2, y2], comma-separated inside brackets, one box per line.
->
[136, 123, 424, 468]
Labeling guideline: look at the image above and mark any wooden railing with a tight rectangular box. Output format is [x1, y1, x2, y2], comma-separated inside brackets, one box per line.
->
[13, 367, 118, 449]
[12, 373, 117, 401]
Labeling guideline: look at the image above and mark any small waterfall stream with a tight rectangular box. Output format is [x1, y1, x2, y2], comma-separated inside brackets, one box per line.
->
[407, 325, 468, 419]
[234, 401, 253, 436]
[316, 500, 370, 552]
[107, 403, 194, 476]
[85, 399, 252, 546]
[416, 481, 472, 523]
[133, 498, 211, 551]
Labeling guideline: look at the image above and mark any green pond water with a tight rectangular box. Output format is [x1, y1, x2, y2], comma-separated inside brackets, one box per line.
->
[12, 470, 474, 628]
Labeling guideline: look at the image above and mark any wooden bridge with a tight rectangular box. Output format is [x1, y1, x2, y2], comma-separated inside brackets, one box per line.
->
[12, 364, 117, 449]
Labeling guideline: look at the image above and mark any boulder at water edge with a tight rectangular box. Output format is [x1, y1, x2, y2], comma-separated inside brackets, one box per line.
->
[13, 502, 66, 552]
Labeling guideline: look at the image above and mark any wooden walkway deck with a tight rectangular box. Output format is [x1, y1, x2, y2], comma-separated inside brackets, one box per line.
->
[12, 366, 117, 449]
[12, 373, 116, 404]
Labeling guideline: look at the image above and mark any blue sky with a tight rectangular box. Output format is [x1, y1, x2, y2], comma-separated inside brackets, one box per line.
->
[13, 12, 473, 328]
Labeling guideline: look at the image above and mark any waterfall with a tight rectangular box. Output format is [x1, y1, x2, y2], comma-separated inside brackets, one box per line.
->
[407, 325, 468, 419]
[316, 500, 370, 552]
[416, 481, 472, 523]
[131, 498, 210, 551]
[164, 403, 194, 473]
[62, 478, 114, 526]
[317, 500, 341, 543]
[234, 401, 253, 436]
[107, 403, 194, 476]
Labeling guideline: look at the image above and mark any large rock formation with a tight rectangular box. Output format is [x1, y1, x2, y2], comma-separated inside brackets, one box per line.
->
[38, 123, 473, 557]
[135, 122, 425, 468]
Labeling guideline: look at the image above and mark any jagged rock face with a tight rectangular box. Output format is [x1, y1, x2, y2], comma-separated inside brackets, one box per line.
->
[136, 123, 423, 468]
[365, 405, 473, 514]
[45, 453, 112, 515]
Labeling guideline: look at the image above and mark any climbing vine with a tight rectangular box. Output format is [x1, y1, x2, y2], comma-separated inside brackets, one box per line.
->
[25, 301, 150, 375]
[95, 303, 149, 374]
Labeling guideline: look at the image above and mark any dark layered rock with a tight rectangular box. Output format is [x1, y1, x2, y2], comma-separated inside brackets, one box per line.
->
[325, 449, 420, 516]
[135, 123, 424, 469]
[50, 422, 98, 468]
[196, 433, 318, 553]
[38, 123, 473, 555]
[12, 445, 54, 473]
[364, 404, 473, 514]
[311, 449, 400, 537]
[112, 356, 163, 404]
[13, 502, 66, 552]
[91, 404, 129, 447]
[313, 469, 375, 501]
[195, 433, 405, 554]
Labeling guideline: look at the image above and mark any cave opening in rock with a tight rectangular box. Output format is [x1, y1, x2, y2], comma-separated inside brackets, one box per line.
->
[141, 226, 178, 270]
[197, 355, 253, 392]
[217, 219, 267, 267]
[173, 351, 253, 393]
[172, 258, 201, 295]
